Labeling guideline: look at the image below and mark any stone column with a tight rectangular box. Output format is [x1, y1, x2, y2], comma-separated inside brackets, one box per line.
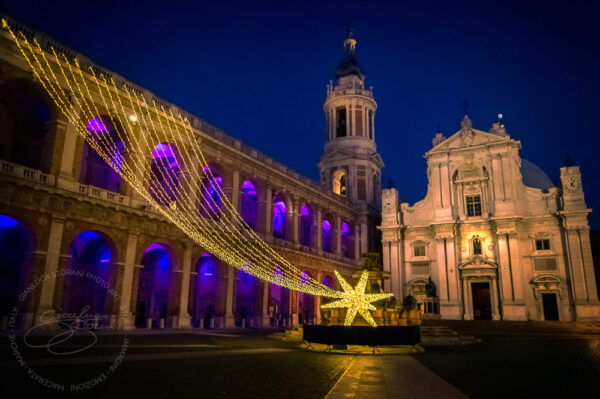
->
[316, 208, 323, 251]
[354, 223, 361, 259]
[117, 232, 138, 330]
[290, 291, 299, 326]
[491, 278, 501, 320]
[177, 241, 193, 328]
[360, 222, 369, 255]
[50, 254, 71, 323]
[128, 125, 151, 205]
[389, 241, 401, 300]
[462, 279, 473, 320]
[35, 217, 65, 325]
[314, 271, 322, 325]
[496, 234, 513, 302]
[292, 197, 300, 245]
[261, 281, 270, 328]
[230, 168, 240, 211]
[507, 233, 524, 302]
[56, 114, 80, 187]
[265, 186, 273, 237]
[578, 228, 600, 302]
[335, 216, 342, 256]
[223, 266, 236, 328]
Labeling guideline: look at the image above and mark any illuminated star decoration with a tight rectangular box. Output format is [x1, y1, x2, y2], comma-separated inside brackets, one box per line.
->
[321, 270, 393, 327]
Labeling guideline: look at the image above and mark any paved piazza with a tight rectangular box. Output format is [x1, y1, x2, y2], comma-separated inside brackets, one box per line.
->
[2, 323, 600, 398]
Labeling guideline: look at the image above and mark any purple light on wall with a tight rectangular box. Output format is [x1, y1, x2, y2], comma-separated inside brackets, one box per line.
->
[199, 253, 215, 276]
[241, 180, 256, 196]
[300, 204, 309, 216]
[157, 253, 170, 270]
[273, 201, 286, 234]
[0, 215, 19, 228]
[78, 231, 100, 241]
[152, 143, 178, 168]
[144, 243, 166, 254]
[201, 262, 215, 277]
[273, 266, 283, 286]
[86, 117, 108, 132]
[301, 271, 308, 283]
[99, 248, 110, 265]
[323, 276, 330, 287]
[322, 220, 331, 232]
[342, 222, 349, 235]
[204, 176, 223, 212]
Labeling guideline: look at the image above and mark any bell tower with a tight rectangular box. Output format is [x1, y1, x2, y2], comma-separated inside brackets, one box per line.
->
[319, 31, 384, 210]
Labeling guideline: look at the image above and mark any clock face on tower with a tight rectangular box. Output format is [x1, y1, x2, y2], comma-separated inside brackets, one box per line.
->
[564, 176, 581, 192]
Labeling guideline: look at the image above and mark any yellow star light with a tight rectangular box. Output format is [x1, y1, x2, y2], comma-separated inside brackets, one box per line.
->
[321, 270, 393, 327]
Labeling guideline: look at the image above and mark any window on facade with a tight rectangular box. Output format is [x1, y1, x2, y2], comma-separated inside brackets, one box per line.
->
[536, 239, 551, 251]
[411, 262, 430, 275]
[472, 237, 482, 255]
[414, 245, 425, 257]
[355, 105, 363, 137]
[336, 107, 347, 137]
[533, 258, 558, 271]
[466, 195, 482, 217]
[332, 170, 347, 197]
[368, 110, 373, 139]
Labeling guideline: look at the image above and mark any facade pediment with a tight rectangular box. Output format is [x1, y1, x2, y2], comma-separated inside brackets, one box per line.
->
[458, 256, 497, 270]
[428, 128, 510, 155]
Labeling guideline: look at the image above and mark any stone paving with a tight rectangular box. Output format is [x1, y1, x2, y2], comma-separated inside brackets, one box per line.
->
[325, 355, 468, 399]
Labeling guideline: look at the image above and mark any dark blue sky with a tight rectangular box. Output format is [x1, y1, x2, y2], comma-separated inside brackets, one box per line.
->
[2, 0, 600, 227]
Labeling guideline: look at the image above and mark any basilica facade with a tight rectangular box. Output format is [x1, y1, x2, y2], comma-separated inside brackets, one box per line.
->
[0, 17, 382, 330]
[380, 115, 600, 321]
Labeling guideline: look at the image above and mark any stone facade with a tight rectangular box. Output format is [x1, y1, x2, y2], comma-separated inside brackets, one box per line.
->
[0, 17, 381, 330]
[380, 114, 600, 321]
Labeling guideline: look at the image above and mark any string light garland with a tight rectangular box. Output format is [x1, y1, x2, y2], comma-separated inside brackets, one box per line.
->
[1, 20, 393, 323]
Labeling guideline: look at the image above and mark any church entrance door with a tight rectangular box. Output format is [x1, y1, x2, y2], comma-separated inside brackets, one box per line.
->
[471, 282, 492, 320]
[542, 293, 559, 321]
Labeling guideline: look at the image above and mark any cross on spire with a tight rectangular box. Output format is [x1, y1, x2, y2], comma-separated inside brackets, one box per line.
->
[462, 101, 470, 115]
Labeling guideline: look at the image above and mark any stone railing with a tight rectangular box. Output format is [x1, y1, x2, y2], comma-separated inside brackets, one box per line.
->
[77, 183, 127, 205]
[0, 159, 55, 186]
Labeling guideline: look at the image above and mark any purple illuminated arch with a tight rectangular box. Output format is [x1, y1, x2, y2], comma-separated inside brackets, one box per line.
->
[149, 143, 180, 205]
[136, 243, 173, 327]
[273, 199, 286, 239]
[300, 204, 309, 216]
[152, 143, 179, 168]
[0, 215, 19, 228]
[86, 117, 108, 132]
[201, 173, 223, 217]
[0, 215, 30, 324]
[241, 180, 258, 228]
[341, 222, 351, 258]
[198, 252, 216, 277]
[63, 230, 113, 316]
[322, 219, 332, 253]
[81, 116, 124, 191]
[299, 204, 313, 247]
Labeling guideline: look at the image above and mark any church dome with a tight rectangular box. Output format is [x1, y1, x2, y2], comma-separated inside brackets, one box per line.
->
[521, 159, 554, 190]
[335, 35, 365, 80]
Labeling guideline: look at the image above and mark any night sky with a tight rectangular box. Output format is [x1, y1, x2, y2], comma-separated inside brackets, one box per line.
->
[2, 0, 599, 227]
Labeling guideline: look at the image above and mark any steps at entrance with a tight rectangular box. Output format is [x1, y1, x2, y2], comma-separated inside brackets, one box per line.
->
[269, 326, 304, 342]
[420, 325, 478, 345]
